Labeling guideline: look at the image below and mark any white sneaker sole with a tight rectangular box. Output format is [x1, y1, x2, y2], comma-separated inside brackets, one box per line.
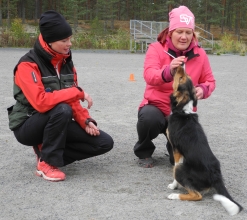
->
[36, 170, 65, 182]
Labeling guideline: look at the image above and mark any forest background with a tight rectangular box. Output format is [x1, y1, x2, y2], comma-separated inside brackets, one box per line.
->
[0, 0, 247, 55]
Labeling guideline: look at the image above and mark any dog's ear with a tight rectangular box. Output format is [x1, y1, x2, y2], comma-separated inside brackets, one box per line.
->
[187, 81, 197, 107]
[192, 89, 197, 107]
[193, 97, 197, 107]
[170, 93, 178, 111]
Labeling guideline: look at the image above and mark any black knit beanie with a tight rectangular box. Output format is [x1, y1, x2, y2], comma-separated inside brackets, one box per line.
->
[39, 10, 72, 43]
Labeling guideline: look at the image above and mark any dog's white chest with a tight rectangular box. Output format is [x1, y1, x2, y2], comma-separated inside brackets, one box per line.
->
[183, 100, 196, 114]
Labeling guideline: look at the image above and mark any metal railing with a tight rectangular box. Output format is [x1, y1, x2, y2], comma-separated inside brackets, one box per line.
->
[130, 20, 213, 53]
[195, 25, 214, 51]
[130, 20, 168, 52]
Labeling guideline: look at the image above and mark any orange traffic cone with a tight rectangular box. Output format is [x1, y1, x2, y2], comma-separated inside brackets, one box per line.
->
[129, 73, 136, 81]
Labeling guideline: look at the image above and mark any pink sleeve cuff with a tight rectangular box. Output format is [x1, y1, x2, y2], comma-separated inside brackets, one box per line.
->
[162, 66, 173, 82]
[196, 84, 209, 99]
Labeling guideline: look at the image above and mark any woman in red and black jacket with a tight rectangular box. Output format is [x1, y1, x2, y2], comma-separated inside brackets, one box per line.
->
[8, 10, 114, 182]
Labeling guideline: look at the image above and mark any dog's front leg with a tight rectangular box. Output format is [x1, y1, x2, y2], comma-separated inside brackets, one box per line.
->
[168, 151, 183, 190]
[168, 179, 178, 190]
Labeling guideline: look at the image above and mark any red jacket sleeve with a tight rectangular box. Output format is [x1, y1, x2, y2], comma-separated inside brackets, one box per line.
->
[69, 101, 97, 129]
[15, 62, 85, 113]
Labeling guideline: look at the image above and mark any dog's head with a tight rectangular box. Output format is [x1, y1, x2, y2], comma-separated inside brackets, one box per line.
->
[170, 65, 197, 112]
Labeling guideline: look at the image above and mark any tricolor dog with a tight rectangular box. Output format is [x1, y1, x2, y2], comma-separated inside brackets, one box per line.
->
[166, 66, 243, 216]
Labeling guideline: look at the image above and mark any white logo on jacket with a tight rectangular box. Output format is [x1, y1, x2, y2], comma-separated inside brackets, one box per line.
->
[180, 14, 193, 25]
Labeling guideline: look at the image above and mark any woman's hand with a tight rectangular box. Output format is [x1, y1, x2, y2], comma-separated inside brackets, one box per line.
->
[85, 121, 100, 136]
[83, 92, 93, 109]
[195, 87, 204, 99]
[170, 56, 185, 75]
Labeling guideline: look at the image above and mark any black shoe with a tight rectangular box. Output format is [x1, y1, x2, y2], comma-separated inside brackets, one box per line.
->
[138, 157, 154, 168]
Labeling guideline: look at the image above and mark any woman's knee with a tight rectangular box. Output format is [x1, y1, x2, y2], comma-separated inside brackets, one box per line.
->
[108, 136, 114, 151]
[100, 132, 114, 152]
[138, 105, 165, 126]
[105, 134, 114, 151]
[53, 103, 72, 119]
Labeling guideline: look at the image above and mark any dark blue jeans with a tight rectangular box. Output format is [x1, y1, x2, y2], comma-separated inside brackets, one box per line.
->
[14, 103, 114, 167]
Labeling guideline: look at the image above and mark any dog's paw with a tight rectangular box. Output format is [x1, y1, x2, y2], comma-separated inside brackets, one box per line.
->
[168, 180, 178, 189]
[168, 193, 180, 200]
[168, 183, 177, 190]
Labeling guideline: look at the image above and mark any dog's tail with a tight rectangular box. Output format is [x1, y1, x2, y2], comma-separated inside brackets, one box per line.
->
[213, 179, 243, 215]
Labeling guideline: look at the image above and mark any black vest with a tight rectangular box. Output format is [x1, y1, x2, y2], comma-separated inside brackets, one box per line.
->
[8, 39, 75, 130]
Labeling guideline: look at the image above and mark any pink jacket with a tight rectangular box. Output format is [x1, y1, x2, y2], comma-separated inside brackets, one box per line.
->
[139, 41, 216, 116]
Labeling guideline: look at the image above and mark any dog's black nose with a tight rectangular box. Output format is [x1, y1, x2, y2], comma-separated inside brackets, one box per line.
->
[180, 62, 184, 67]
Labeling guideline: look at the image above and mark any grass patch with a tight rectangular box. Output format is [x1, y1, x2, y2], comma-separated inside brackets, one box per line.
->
[214, 33, 246, 55]
[0, 20, 246, 55]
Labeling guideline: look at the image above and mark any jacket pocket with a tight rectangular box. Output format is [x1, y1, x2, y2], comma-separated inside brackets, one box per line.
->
[8, 102, 31, 130]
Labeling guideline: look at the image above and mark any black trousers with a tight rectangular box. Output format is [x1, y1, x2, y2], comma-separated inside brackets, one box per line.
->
[14, 103, 114, 167]
[133, 104, 172, 159]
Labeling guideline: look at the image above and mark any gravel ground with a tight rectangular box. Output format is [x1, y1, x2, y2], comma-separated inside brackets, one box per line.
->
[0, 48, 246, 220]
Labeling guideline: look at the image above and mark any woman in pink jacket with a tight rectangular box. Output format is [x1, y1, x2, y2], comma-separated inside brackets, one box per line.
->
[134, 6, 216, 168]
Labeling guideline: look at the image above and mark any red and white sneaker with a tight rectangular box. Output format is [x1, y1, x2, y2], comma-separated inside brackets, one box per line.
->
[36, 159, 65, 182]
